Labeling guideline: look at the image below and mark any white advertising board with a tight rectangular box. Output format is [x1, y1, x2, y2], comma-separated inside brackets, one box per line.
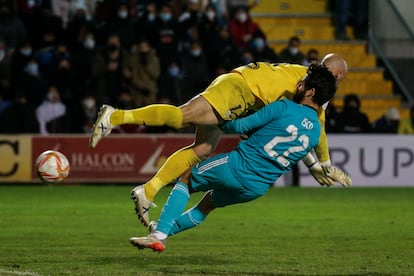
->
[281, 135, 414, 187]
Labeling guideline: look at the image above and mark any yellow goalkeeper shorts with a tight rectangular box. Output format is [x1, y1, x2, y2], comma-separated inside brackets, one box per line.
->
[200, 72, 262, 120]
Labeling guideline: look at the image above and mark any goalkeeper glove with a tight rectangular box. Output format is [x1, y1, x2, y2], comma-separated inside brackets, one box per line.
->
[308, 162, 336, 186]
[320, 161, 353, 187]
[303, 153, 336, 186]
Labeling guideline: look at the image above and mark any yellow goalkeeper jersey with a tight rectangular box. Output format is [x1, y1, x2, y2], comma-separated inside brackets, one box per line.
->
[232, 62, 307, 104]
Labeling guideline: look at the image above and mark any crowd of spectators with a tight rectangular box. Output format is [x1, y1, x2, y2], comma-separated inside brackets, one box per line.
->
[325, 93, 414, 135]
[0, 0, 290, 134]
[0, 0, 410, 136]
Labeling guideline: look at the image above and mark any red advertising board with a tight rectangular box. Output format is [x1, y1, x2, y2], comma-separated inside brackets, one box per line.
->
[32, 135, 240, 182]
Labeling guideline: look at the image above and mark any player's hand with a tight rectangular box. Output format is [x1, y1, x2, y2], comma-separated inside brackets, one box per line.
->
[321, 164, 353, 187]
[308, 162, 336, 186]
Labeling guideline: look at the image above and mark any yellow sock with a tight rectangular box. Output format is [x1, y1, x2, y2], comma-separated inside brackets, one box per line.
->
[109, 104, 183, 129]
[143, 147, 201, 201]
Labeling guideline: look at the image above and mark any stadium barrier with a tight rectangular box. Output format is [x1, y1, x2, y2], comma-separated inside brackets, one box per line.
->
[0, 134, 413, 186]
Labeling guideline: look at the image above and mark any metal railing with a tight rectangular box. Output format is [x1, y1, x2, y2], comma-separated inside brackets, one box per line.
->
[368, 0, 414, 104]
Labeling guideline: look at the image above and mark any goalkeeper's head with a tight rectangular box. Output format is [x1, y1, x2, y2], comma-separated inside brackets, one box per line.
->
[293, 63, 337, 107]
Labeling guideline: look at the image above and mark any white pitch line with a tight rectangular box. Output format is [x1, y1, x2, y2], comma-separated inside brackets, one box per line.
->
[0, 268, 43, 276]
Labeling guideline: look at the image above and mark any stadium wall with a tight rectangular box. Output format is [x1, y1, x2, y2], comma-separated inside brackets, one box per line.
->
[0, 134, 413, 186]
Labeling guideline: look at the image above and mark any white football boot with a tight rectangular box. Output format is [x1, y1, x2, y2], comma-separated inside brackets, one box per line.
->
[89, 104, 115, 149]
[129, 234, 165, 252]
[131, 185, 157, 227]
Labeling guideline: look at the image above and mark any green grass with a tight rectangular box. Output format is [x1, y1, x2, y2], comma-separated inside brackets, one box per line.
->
[0, 185, 413, 276]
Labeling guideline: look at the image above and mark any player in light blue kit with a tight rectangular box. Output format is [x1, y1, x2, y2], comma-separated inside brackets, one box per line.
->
[129, 64, 339, 252]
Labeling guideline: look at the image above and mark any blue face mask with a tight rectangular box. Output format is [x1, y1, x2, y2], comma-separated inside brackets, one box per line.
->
[253, 38, 265, 50]
[191, 49, 202, 57]
[168, 66, 180, 77]
[20, 48, 32, 57]
[148, 13, 156, 21]
[160, 13, 172, 22]
[24, 62, 39, 76]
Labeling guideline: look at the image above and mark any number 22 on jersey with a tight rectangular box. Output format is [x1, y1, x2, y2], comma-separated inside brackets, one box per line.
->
[263, 124, 310, 167]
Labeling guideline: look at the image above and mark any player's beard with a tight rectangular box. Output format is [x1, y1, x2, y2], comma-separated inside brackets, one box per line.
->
[293, 89, 307, 103]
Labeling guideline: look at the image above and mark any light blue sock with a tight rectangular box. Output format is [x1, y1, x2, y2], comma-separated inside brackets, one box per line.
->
[156, 182, 190, 235]
[169, 206, 208, 236]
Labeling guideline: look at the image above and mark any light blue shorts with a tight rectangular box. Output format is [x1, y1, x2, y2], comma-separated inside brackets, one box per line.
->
[190, 153, 264, 208]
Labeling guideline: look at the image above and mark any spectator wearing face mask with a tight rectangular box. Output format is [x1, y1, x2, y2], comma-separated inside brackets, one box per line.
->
[153, 4, 180, 73]
[279, 36, 305, 65]
[92, 33, 131, 105]
[228, 6, 264, 50]
[336, 93, 372, 133]
[48, 42, 79, 108]
[398, 105, 414, 134]
[373, 107, 400, 133]
[10, 41, 32, 86]
[35, 85, 68, 135]
[106, 3, 136, 51]
[249, 35, 279, 63]
[179, 40, 210, 102]
[70, 94, 97, 133]
[134, 2, 158, 48]
[14, 57, 48, 106]
[302, 48, 320, 66]
[72, 33, 97, 97]
[124, 38, 161, 107]
[64, 2, 95, 52]
[198, 4, 226, 75]
[158, 61, 183, 105]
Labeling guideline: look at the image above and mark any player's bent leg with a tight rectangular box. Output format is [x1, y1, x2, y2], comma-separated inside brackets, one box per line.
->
[180, 95, 221, 125]
[131, 125, 222, 227]
[143, 125, 222, 201]
[169, 191, 213, 236]
[130, 146, 200, 228]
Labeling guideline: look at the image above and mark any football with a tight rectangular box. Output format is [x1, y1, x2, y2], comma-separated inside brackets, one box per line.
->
[36, 150, 70, 183]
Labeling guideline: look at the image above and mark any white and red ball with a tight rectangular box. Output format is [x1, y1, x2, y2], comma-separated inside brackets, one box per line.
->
[36, 150, 70, 183]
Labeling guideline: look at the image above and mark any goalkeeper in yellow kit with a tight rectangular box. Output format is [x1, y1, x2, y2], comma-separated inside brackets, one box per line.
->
[89, 53, 352, 227]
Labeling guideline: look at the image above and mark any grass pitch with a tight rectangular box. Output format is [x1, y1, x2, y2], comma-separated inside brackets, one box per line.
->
[0, 185, 413, 276]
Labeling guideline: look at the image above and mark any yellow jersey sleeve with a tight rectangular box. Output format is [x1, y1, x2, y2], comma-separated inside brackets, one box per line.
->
[314, 109, 331, 163]
[232, 62, 308, 104]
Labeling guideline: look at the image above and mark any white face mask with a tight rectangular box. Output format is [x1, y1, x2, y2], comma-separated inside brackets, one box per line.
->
[148, 13, 156, 21]
[24, 62, 39, 76]
[20, 48, 32, 57]
[84, 38, 95, 49]
[237, 13, 247, 23]
[289, 47, 299, 56]
[118, 10, 128, 19]
[191, 49, 202, 57]
[82, 98, 96, 109]
[206, 11, 215, 20]
[47, 91, 57, 102]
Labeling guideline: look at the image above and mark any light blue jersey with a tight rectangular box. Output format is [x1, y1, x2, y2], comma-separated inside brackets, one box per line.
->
[190, 99, 321, 207]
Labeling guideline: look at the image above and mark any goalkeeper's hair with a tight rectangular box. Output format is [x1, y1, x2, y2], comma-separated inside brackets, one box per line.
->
[304, 64, 337, 106]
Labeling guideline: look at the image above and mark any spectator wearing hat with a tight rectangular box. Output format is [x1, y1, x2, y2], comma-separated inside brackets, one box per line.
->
[373, 107, 400, 133]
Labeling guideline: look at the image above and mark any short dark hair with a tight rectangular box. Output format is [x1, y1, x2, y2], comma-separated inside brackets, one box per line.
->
[304, 64, 337, 106]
